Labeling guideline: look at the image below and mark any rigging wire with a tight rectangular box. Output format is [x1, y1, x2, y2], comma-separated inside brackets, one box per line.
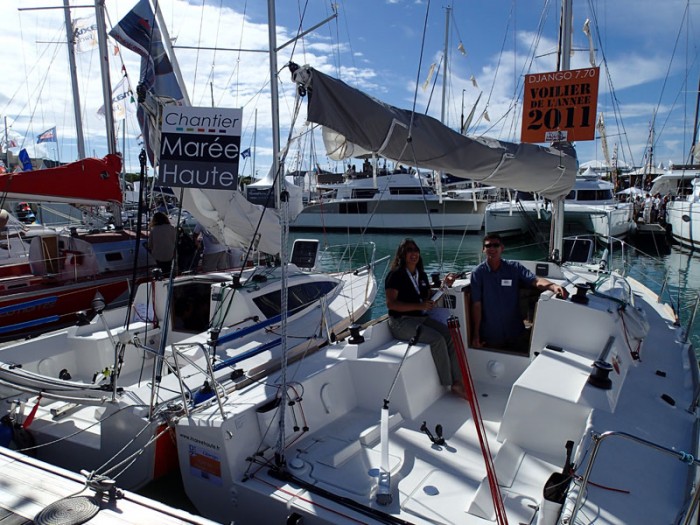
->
[584, 0, 636, 167]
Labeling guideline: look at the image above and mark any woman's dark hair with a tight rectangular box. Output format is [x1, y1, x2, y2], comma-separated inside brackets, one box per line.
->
[390, 238, 425, 272]
[151, 211, 170, 226]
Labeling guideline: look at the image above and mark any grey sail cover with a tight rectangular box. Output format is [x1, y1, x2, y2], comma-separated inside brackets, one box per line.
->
[293, 66, 578, 200]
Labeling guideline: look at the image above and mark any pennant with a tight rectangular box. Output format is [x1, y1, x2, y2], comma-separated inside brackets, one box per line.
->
[470, 75, 478, 88]
[36, 127, 57, 144]
[457, 42, 467, 56]
[582, 19, 596, 67]
[73, 15, 99, 53]
[241, 148, 251, 159]
[97, 77, 136, 121]
[18, 149, 33, 171]
[110, 0, 185, 166]
[422, 63, 436, 91]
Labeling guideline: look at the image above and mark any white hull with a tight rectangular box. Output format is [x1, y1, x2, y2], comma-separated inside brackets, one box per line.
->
[175, 259, 699, 525]
[291, 171, 489, 233]
[485, 200, 634, 241]
[667, 196, 700, 249]
[0, 249, 377, 490]
[292, 198, 487, 232]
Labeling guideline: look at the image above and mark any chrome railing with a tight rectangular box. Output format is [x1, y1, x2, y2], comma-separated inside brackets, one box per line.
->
[569, 430, 700, 525]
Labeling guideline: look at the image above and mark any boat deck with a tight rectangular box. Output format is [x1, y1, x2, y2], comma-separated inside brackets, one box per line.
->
[0, 446, 218, 524]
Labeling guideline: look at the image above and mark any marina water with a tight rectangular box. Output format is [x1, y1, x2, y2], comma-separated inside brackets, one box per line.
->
[291, 231, 700, 352]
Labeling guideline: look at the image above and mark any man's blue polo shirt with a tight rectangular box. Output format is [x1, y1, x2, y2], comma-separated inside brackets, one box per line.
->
[470, 259, 536, 346]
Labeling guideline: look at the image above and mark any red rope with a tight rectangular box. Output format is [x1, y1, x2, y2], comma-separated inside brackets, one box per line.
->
[448, 317, 509, 525]
[23, 394, 42, 429]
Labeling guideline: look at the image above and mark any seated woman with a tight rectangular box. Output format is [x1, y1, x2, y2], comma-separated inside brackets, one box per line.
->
[385, 238, 463, 396]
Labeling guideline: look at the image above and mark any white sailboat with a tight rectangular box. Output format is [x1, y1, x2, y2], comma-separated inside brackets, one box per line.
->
[171, 2, 700, 524]
[0, 0, 377, 492]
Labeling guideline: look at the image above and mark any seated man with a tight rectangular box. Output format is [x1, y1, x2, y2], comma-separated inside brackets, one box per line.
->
[470, 234, 568, 351]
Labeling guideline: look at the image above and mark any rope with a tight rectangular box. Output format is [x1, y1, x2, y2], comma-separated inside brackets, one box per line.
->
[448, 316, 509, 525]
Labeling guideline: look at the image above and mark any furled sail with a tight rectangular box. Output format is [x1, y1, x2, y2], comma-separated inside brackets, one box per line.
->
[292, 65, 578, 200]
[181, 187, 281, 256]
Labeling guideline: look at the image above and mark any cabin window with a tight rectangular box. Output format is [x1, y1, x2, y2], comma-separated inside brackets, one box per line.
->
[389, 187, 433, 195]
[253, 281, 338, 319]
[565, 190, 576, 200]
[351, 189, 378, 199]
[340, 202, 368, 214]
[576, 190, 598, 201]
[516, 191, 536, 201]
[105, 252, 125, 262]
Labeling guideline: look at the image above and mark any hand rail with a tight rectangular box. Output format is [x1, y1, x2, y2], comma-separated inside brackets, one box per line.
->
[569, 430, 700, 524]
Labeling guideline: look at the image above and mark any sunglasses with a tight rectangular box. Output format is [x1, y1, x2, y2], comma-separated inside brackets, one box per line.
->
[483, 243, 501, 248]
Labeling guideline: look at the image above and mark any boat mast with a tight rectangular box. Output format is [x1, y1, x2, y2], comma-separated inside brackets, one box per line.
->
[689, 74, 700, 165]
[551, 0, 573, 261]
[435, 5, 451, 203]
[268, 0, 290, 468]
[440, 6, 450, 126]
[94, 0, 116, 155]
[252, 108, 257, 179]
[63, 0, 86, 159]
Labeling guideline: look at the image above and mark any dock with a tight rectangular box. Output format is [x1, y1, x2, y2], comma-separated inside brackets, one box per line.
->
[0, 446, 219, 525]
[630, 222, 671, 255]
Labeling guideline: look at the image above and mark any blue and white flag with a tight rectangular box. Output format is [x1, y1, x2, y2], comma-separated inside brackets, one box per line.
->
[110, 0, 185, 167]
[241, 148, 251, 159]
[18, 149, 33, 171]
[36, 127, 57, 144]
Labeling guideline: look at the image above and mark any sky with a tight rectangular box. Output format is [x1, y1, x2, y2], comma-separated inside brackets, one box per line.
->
[1, 0, 698, 179]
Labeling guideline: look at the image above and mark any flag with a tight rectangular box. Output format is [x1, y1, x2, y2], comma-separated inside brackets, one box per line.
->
[422, 63, 436, 91]
[110, 0, 185, 166]
[18, 149, 33, 171]
[470, 75, 478, 88]
[37, 127, 57, 144]
[241, 148, 251, 159]
[97, 77, 136, 121]
[73, 15, 98, 53]
[457, 42, 467, 56]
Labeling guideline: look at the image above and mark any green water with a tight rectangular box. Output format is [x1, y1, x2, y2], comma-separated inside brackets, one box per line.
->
[292, 231, 700, 351]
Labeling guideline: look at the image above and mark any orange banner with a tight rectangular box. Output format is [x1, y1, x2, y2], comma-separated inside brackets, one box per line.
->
[521, 67, 599, 143]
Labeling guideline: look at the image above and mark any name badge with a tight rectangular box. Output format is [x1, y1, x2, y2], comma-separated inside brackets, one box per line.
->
[501, 279, 512, 286]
